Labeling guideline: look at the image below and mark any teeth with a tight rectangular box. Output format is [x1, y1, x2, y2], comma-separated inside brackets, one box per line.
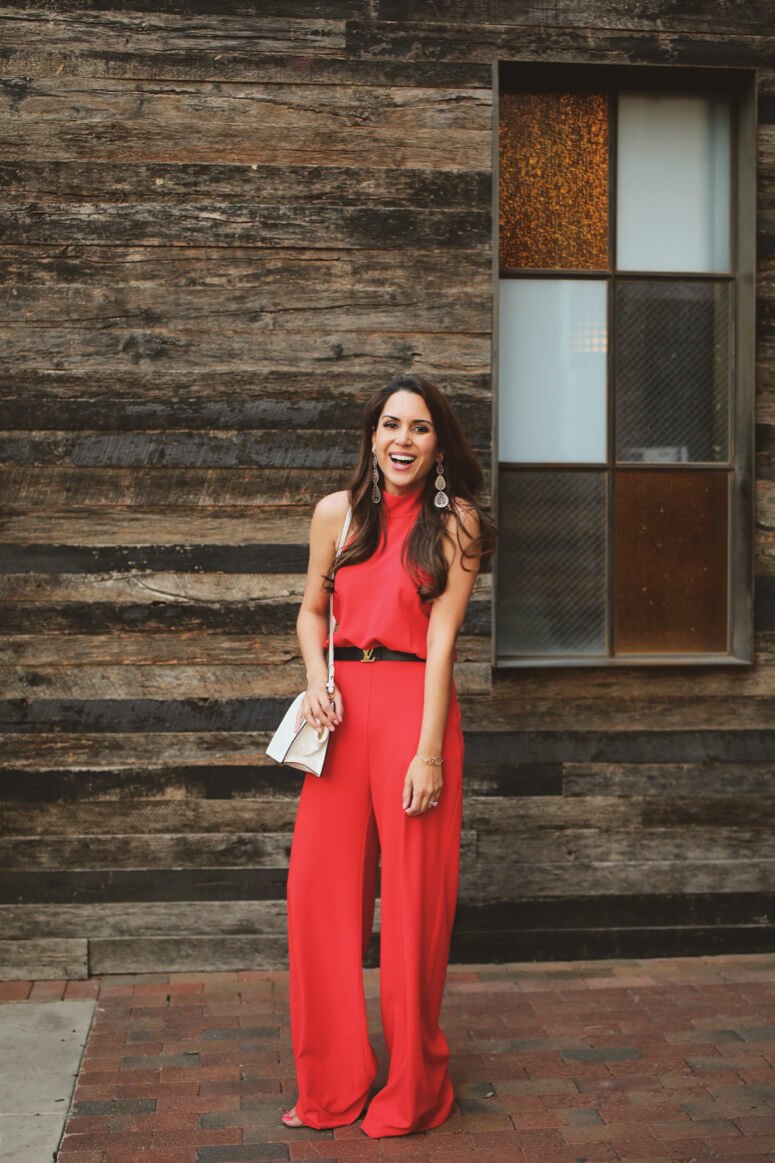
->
[391, 455, 414, 463]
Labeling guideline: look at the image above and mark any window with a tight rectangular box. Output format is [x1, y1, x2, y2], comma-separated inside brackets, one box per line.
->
[494, 63, 756, 667]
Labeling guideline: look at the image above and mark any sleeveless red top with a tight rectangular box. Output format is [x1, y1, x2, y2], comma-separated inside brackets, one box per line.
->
[332, 487, 431, 659]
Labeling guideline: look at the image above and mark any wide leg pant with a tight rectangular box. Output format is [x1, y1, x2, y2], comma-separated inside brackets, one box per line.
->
[286, 659, 464, 1138]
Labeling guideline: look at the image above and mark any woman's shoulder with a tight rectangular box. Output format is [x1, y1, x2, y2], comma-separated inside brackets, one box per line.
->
[314, 490, 351, 524]
[312, 490, 352, 542]
[447, 497, 480, 539]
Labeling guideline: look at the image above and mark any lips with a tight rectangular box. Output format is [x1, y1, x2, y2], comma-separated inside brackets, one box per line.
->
[389, 454, 415, 467]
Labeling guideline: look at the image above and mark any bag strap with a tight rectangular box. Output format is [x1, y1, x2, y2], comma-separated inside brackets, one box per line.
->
[326, 505, 352, 694]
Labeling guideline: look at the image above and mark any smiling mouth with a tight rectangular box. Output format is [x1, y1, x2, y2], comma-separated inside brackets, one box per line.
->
[389, 454, 416, 466]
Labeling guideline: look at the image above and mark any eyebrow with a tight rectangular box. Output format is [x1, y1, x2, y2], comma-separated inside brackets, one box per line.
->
[382, 414, 435, 426]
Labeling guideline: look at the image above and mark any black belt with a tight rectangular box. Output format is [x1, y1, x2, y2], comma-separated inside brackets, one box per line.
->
[333, 646, 424, 663]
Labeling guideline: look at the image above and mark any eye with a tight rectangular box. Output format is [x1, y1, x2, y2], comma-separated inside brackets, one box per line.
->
[383, 419, 398, 428]
[414, 424, 430, 433]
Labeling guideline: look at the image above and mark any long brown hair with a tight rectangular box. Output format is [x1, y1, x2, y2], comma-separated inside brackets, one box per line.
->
[328, 375, 495, 600]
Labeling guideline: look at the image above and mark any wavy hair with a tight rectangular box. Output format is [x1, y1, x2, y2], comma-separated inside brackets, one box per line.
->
[328, 375, 495, 600]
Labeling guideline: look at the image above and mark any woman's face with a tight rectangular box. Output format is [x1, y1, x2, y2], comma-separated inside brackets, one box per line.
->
[372, 389, 439, 496]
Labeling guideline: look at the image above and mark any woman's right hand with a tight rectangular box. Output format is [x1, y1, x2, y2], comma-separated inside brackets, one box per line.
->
[295, 681, 343, 734]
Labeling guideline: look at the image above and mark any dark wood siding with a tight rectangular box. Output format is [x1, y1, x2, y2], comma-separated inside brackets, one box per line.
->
[0, 1, 773, 977]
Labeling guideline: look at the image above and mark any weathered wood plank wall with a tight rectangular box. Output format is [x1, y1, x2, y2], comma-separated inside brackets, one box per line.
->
[0, 0, 773, 978]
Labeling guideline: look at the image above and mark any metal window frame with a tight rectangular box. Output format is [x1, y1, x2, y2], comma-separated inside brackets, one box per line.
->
[492, 61, 758, 669]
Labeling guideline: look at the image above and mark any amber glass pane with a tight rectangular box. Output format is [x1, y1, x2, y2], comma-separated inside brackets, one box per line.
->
[499, 91, 609, 270]
[615, 470, 728, 654]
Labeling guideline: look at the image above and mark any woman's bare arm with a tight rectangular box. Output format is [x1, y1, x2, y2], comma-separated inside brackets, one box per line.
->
[295, 490, 350, 733]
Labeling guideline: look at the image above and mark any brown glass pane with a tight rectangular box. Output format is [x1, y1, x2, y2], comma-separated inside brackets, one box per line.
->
[615, 470, 729, 654]
[497, 469, 607, 656]
[499, 91, 609, 270]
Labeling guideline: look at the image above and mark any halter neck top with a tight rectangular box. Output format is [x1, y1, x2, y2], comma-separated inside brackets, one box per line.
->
[331, 487, 431, 659]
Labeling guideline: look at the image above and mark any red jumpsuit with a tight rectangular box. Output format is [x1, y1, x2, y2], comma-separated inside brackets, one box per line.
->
[286, 486, 464, 1138]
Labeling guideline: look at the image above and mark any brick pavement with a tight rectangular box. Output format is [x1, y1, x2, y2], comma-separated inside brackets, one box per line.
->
[4, 955, 775, 1162]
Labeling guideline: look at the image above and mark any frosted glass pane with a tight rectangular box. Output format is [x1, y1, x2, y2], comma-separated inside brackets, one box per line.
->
[617, 93, 731, 272]
[498, 278, 607, 462]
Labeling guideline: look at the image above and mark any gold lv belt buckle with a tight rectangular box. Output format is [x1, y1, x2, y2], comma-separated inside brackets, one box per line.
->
[360, 647, 376, 662]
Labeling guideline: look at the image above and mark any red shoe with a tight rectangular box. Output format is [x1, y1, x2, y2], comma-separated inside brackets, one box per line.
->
[281, 1107, 304, 1129]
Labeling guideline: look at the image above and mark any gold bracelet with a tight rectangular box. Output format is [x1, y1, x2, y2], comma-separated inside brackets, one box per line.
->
[416, 753, 443, 766]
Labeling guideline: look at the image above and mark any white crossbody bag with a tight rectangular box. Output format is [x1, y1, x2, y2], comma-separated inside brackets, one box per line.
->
[265, 506, 353, 776]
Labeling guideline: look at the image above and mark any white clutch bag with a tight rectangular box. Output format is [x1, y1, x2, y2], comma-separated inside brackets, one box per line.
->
[265, 506, 352, 777]
[265, 691, 330, 776]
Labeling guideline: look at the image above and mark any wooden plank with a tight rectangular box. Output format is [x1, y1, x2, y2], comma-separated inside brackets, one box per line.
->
[0, 10, 349, 58]
[4, 791, 555, 834]
[377, 0, 775, 34]
[0, 284, 490, 340]
[0, 833, 295, 870]
[0, 659, 491, 698]
[0, 43, 492, 88]
[0, 629, 489, 667]
[345, 21, 775, 67]
[464, 730, 775, 765]
[458, 859, 775, 903]
[0, 465, 491, 506]
[9, 892, 775, 943]
[563, 762, 775, 798]
[0, 329, 492, 376]
[5, 0, 367, 15]
[0, 900, 292, 938]
[0, 79, 491, 167]
[89, 935, 290, 973]
[3, 825, 774, 870]
[0, 599, 303, 633]
[0, 507, 312, 543]
[0, 597, 490, 636]
[0, 632, 305, 667]
[0, 162, 491, 210]
[0, 868, 288, 903]
[453, 892, 775, 931]
[0, 574, 308, 603]
[0, 366, 492, 404]
[0, 547, 311, 574]
[0, 800, 300, 836]
[2, 859, 773, 907]
[0, 731, 279, 769]
[15, 0, 368, 14]
[0, 468, 348, 505]
[6, 724, 775, 770]
[450, 924, 775, 964]
[0, 938, 88, 981]
[0, 764, 305, 803]
[0, 428, 488, 468]
[0, 665, 307, 701]
[0, 203, 491, 250]
[7, 793, 775, 837]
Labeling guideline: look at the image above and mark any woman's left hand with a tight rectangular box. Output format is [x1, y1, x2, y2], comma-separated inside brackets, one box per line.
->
[402, 755, 443, 816]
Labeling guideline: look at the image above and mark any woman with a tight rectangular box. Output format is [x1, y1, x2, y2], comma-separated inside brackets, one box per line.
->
[284, 374, 494, 1138]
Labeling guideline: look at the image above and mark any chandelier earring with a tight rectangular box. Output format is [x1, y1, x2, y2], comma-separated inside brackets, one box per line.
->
[371, 448, 381, 504]
[434, 454, 450, 510]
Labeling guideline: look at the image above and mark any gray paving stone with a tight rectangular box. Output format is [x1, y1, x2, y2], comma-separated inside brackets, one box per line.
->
[0, 1000, 95, 1163]
[562, 1046, 642, 1062]
[0, 1114, 63, 1163]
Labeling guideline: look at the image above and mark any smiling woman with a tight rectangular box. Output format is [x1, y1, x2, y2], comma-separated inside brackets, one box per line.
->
[372, 391, 439, 498]
[284, 374, 494, 1139]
